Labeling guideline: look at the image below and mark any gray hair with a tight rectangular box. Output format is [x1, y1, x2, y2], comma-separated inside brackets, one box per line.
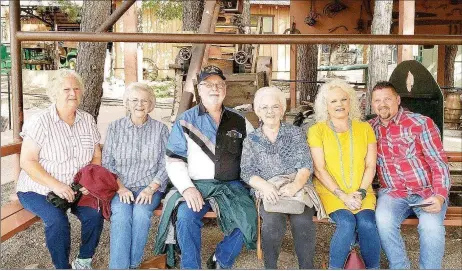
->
[253, 86, 287, 114]
[47, 69, 84, 103]
[123, 82, 156, 112]
[313, 78, 361, 122]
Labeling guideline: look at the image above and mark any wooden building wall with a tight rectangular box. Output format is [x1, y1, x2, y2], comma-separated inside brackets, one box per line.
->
[141, 8, 182, 79]
[251, 4, 290, 79]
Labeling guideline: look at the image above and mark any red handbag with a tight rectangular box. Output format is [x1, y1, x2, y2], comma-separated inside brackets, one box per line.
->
[344, 247, 366, 269]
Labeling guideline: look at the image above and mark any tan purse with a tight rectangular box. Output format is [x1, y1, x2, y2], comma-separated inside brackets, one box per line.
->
[262, 197, 305, 214]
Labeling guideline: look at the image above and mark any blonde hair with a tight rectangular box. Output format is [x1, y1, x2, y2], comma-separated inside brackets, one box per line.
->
[253, 86, 287, 114]
[47, 69, 84, 103]
[313, 78, 361, 122]
[123, 82, 156, 112]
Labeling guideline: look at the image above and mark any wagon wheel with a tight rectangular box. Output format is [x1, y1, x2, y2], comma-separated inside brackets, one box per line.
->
[142, 58, 158, 81]
[178, 47, 192, 61]
[234, 51, 248, 65]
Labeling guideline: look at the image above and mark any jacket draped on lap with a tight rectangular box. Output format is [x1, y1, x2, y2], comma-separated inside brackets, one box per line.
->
[73, 164, 119, 220]
[154, 180, 257, 267]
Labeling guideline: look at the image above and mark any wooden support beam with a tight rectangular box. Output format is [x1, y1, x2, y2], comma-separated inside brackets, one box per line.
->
[96, 0, 136, 33]
[398, 0, 415, 63]
[437, 45, 446, 86]
[202, 5, 221, 67]
[123, 2, 138, 85]
[176, 0, 218, 119]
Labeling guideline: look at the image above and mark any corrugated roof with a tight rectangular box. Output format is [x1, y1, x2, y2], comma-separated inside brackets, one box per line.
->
[249, 0, 290, 6]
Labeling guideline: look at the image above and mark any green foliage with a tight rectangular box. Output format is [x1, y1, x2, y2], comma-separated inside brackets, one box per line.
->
[151, 80, 174, 98]
[142, 0, 183, 21]
[35, 0, 80, 23]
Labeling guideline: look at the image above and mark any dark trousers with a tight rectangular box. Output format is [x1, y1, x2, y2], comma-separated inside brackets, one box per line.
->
[17, 191, 104, 269]
[260, 205, 316, 269]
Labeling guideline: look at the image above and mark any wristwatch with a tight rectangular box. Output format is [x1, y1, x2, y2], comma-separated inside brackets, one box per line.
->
[146, 185, 156, 193]
[357, 188, 367, 200]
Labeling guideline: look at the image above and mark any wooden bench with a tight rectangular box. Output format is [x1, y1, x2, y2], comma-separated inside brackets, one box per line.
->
[1, 200, 39, 242]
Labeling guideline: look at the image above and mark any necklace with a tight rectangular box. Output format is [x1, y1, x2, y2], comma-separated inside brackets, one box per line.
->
[328, 119, 354, 189]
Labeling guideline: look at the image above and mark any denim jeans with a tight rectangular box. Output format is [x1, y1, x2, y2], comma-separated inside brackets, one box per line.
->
[260, 205, 316, 269]
[17, 191, 104, 269]
[176, 201, 244, 269]
[375, 191, 447, 269]
[109, 187, 163, 269]
[328, 209, 381, 269]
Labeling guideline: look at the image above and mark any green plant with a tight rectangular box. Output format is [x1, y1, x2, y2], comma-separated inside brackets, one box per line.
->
[142, 0, 183, 21]
[36, 0, 80, 23]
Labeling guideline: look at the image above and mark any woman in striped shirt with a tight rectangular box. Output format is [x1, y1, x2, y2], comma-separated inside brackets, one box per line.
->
[102, 82, 169, 269]
[17, 70, 104, 269]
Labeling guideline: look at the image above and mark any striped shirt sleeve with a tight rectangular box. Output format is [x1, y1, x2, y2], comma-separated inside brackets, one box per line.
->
[102, 122, 120, 177]
[419, 117, 451, 199]
[20, 114, 47, 148]
[166, 118, 195, 194]
[153, 124, 169, 185]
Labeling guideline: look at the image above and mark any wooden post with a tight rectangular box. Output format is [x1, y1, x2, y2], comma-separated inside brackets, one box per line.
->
[176, 0, 217, 119]
[123, 2, 138, 84]
[9, 0, 23, 187]
[290, 44, 297, 110]
[397, 0, 415, 63]
[54, 13, 60, 70]
[437, 45, 446, 86]
[202, 4, 220, 67]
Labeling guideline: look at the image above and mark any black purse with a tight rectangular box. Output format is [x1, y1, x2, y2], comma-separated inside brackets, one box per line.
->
[46, 183, 83, 211]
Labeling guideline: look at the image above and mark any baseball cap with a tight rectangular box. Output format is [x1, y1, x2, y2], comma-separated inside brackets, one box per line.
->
[198, 65, 226, 82]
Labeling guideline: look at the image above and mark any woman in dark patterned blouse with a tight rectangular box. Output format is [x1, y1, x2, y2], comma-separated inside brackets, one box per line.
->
[240, 86, 326, 269]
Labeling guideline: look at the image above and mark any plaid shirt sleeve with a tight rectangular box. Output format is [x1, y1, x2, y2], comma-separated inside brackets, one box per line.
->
[419, 117, 451, 199]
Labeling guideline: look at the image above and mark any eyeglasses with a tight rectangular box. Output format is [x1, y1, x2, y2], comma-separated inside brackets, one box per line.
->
[129, 98, 150, 105]
[259, 105, 282, 112]
[198, 82, 226, 90]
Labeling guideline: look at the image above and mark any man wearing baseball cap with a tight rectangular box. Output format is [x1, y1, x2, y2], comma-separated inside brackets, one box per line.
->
[164, 65, 256, 269]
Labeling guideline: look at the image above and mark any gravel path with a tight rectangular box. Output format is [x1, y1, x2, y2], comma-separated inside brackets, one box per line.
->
[1, 182, 461, 269]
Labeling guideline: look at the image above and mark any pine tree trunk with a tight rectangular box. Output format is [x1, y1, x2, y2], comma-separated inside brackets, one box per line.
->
[76, 1, 111, 121]
[444, 45, 458, 87]
[297, 44, 318, 103]
[183, 0, 205, 31]
[366, 0, 393, 115]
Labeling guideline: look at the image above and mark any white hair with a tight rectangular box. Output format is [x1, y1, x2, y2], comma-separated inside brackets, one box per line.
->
[123, 82, 156, 112]
[47, 69, 84, 103]
[253, 86, 287, 114]
[313, 78, 361, 122]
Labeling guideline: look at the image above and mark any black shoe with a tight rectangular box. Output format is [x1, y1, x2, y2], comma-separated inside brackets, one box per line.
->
[206, 253, 221, 269]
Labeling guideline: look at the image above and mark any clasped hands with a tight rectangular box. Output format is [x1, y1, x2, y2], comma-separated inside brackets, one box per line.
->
[336, 189, 363, 210]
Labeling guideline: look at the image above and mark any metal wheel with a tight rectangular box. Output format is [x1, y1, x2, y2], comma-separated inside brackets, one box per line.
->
[234, 51, 248, 65]
[179, 47, 192, 61]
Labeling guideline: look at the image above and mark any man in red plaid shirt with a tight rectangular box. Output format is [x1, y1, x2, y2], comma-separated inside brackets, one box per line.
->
[368, 81, 451, 269]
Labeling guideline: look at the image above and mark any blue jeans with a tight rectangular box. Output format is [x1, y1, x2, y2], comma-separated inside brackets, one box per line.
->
[176, 201, 244, 269]
[329, 209, 381, 269]
[375, 191, 447, 269]
[17, 191, 104, 269]
[109, 187, 163, 269]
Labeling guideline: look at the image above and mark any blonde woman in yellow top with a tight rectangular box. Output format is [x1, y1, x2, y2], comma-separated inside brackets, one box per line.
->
[307, 79, 380, 269]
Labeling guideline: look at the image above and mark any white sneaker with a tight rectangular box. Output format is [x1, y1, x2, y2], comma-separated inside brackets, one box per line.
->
[71, 258, 92, 269]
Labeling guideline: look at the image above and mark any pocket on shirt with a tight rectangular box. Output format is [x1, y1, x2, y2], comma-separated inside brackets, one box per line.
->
[396, 136, 415, 158]
[227, 138, 243, 154]
[79, 134, 94, 150]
